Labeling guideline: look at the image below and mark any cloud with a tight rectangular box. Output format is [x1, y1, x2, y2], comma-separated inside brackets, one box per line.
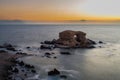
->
[80, 0, 120, 17]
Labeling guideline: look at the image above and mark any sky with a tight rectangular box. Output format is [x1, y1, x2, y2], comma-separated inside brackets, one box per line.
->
[0, 0, 120, 21]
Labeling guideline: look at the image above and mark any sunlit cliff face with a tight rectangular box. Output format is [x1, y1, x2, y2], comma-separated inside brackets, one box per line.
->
[0, 0, 120, 21]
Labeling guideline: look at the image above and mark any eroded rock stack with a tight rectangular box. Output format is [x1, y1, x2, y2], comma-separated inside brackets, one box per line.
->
[56, 30, 95, 47]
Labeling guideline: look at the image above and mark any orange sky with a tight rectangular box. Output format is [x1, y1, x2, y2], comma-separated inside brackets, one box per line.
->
[0, 0, 120, 21]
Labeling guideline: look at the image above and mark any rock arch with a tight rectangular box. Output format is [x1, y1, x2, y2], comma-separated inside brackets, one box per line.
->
[56, 30, 87, 47]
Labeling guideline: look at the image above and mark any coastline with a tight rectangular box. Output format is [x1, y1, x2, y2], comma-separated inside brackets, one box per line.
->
[0, 51, 24, 80]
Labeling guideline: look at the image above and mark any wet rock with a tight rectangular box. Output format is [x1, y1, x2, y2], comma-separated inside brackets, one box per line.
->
[3, 43, 16, 51]
[7, 76, 12, 80]
[31, 70, 36, 73]
[87, 39, 96, 45]
[0, 50, 7, 53]
[60, 52, 71, 55]
[44, 52, 52, 58]
[48, 68, 60, 76]
[0, 43, 17, 51]
[6, 47, 16, 51]
[10, 59, 18, 64]
[99, 41, 104, 44]
[18, 61, 24, 66]
[40, 42, 44, 44]
[44, 41, 53, 44]
[0, 45, 4, 48]
[44, 39, 56, 44]
[24, 73, 27, 77]
[40, 45, 53, 49]
[45, 52, 51, 56]
[25, 64, 34, 69]
[26, 46, 30, 49]
[16, 52, 27, 55]
[8, 66, 13, 71]
[60, 75, 67, 79]
[51, 52, 55, 54]
[12, 68, 19, 73]
[53, 56, 57, 59]
[3, 43, 13, 48]
[21, 70, 24, 72]
[86, 45, 96, 49]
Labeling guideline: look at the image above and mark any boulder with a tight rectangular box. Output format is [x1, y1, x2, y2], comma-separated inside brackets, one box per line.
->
[48, 68, 60, 76]
[99, 41, 104, 44]
[3, 43, 16, 51]
[40, 45, 54, 49]
[60, 52, 71, 55]
[0, 50, 7, 53]
[56, 30, 95, 48]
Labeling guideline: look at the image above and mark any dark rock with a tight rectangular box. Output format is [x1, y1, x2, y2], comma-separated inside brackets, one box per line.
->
[87, 39, 96, 45]
[26, 46, 30, 49]
[60, 75, 67, 79]
[25, 64, 34, 69]
[60, 52, 71, 55]
[31, 70, 36, 73]
[24, 73, 27, 76]
[7, 76, 12, 80]
[51, 52, 55, 54]
[48, 68, 60, 76]
[0, 50, 7, 53]
[45, 52, 51, 56]
[99, 41, 104, 44]
[12, 68, 19, 73]
[3, 43, 13, 48]
[16, 52, 27, 55]
[53, 56, 57, 59]
[8, 66, 13, 71]
[2, 43, 16, 51]
[86, 46, 96, 49]
[18, 61, 24, 66]
[6, 47, 16, 51]
[21, 70, 24, 72]
[44, 52, 52, 58]
[0, 45, 4, 48]
[40, 42, 44, 44]
[44, 41, 53, 44]
[46, 55, 51, 58]
[40, 45, 52, 49]
[44, 39, 56, 44]
[10, 59, 18, 63]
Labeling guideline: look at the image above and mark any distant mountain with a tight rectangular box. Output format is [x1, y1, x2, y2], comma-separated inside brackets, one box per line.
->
[0, 20, 26, 24]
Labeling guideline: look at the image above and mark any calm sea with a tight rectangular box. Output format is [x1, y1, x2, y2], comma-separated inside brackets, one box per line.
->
[0, 22, 120, 80]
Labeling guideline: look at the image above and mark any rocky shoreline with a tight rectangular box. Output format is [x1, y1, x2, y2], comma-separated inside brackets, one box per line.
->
[0, 43, 37, 80]
[0, 51, 23, 80]
[0, 30, 105, 80]
[40, 30, 104, 50]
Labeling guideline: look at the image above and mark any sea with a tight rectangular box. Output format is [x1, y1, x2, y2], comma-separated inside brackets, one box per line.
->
[0, 22, 120, 80]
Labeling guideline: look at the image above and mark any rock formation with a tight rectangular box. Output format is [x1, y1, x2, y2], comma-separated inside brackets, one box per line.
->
[56, 30, 95, 47]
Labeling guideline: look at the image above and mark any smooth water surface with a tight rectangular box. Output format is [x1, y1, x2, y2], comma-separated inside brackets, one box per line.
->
[0, 23, 120, 80]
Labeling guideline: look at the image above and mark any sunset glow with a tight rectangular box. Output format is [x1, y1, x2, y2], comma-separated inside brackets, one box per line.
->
[0, 0, 120, 21]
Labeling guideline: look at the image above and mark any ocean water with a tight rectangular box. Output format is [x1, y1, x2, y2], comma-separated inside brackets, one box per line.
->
[0, 22, 120, 80]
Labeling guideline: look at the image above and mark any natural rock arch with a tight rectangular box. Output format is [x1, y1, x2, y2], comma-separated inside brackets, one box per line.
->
[56, 30, 88, 47]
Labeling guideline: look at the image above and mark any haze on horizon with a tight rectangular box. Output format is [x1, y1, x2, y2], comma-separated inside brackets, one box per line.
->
[0, 0, 120, 21]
